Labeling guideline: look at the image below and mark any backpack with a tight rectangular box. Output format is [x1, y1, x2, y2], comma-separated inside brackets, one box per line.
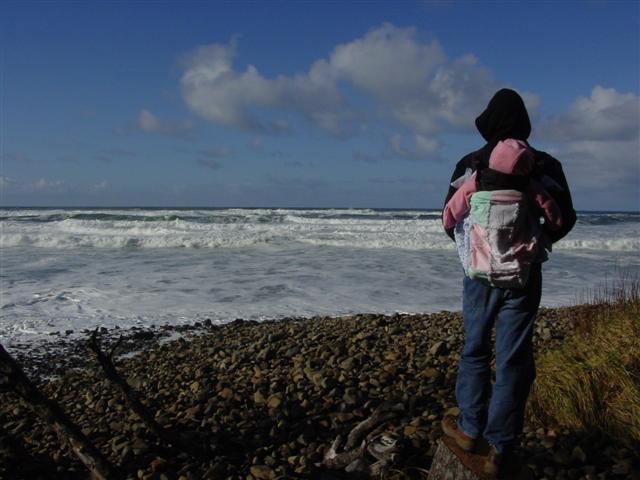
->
[455, 189, 546, 288]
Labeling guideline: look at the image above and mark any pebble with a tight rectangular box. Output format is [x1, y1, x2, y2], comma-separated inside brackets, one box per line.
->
[219, 387, 233, 399]
[266, 394, 282, 409]
[250, 465, 274, 479]
[2, 307, 634, 479]
[429, 341, 448, 356]
[571, 445, 586, 463]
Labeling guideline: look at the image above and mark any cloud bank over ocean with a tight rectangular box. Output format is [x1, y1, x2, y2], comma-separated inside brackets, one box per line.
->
[178, 25, 638, 204]
[1, 3, 638, 209]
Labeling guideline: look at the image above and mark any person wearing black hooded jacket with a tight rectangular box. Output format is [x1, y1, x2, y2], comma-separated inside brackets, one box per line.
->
[443, 89, 576, 242]
[440, 89, 576, 476]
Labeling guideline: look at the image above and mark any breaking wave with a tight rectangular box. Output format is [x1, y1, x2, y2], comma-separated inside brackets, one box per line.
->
[1, 208, 638, 251]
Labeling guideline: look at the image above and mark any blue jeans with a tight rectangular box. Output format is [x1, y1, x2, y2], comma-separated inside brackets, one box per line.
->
[456, 263, 541, 453]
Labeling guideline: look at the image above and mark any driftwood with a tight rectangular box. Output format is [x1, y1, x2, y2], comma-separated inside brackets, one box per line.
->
[427, 436, 534, 480]
[0, 344, 121, 480]
[86, 329, 197, 454]
[323, 435, 367, 469]
[344, 401, 404, 450]
[322, 401, 404, 475]
[87, 329, 212, 460]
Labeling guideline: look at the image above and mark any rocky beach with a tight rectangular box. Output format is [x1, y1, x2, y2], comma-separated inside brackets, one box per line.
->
[1, 306, 638, 479]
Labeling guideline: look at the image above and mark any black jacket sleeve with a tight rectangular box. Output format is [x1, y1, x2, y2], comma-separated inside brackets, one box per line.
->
[536, 151, 577, 243]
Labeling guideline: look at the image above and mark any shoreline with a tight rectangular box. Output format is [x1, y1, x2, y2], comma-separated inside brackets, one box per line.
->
[8, 305, 571, 383]
[2, 306, 636, 478]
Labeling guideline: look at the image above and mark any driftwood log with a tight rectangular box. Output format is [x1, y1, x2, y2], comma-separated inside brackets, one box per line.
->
[86, 329, 209, 458]
[0, 344, 121, 480]
[87, 330, 171, 444]
[87, 329, 191, 453]
[427, 436, 534, 480]
[322, 401, 404, 475]
[344, 403, 403, 450]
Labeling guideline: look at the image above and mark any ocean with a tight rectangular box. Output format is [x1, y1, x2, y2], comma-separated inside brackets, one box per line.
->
[1, 207, 639, 349]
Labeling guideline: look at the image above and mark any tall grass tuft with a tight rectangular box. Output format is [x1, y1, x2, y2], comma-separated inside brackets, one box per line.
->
[528, 272, 640, 450]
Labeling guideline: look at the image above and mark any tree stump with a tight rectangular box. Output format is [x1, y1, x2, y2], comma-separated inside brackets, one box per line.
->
[427, 436, 534, 480]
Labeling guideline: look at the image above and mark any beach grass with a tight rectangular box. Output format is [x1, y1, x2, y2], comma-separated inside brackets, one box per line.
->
[527, 273, 640, 451]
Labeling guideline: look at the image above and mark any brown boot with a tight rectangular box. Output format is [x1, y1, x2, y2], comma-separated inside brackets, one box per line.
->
[441, 414, 477, 452]
[483, 445, 503, 477]
[484, 444, 519, 478]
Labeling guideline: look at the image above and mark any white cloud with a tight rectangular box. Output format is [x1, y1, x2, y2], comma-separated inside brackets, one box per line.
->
[546, 138, 639, 191]
[138, 110, 162, 130]
[179, 24, 634, 180]
[0, 176, 16, 189]
[180, 41, 343, 134]
[536, 87, 640, 205]
[388, 133, 442, 160]
[89, 180, 110, 193]
[326, 24, 444, 103]
[0, 177, 114, 195]
[137, 109, 194, 137]
[179, 23, 519, 149]
[30, 178, 66, 192]
[538, 86, 640, 141]
[1, 177, 67, 193]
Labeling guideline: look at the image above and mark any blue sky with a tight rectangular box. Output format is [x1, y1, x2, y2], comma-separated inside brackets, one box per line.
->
[1, 1, 638, 210]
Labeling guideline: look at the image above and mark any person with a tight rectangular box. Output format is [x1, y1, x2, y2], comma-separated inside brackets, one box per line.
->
[440, 88, 576, 477]
[443, 138, 563, 288]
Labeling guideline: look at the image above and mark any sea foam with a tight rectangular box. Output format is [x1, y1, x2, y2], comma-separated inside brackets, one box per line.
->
[1, 208, 638, 251]
[1, 207, 639, 350]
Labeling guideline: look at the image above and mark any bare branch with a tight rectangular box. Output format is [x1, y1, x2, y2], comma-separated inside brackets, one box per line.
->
[0, 344, 121, 480]
[108, 335, 124, 360]
[86, 329, 209, 458]
[87, 330, 174, 446]
[344, 402, 403, 451]
[322, 435, 366, 469]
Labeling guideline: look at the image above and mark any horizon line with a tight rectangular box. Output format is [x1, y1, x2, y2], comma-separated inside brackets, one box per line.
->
[1, 205, 639, 214]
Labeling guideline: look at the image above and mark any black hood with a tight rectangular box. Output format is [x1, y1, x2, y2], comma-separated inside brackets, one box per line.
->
[475, 89, 531, 143]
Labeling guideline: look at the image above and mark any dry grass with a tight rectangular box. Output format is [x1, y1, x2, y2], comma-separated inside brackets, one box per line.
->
[528, 272, 640, 450]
